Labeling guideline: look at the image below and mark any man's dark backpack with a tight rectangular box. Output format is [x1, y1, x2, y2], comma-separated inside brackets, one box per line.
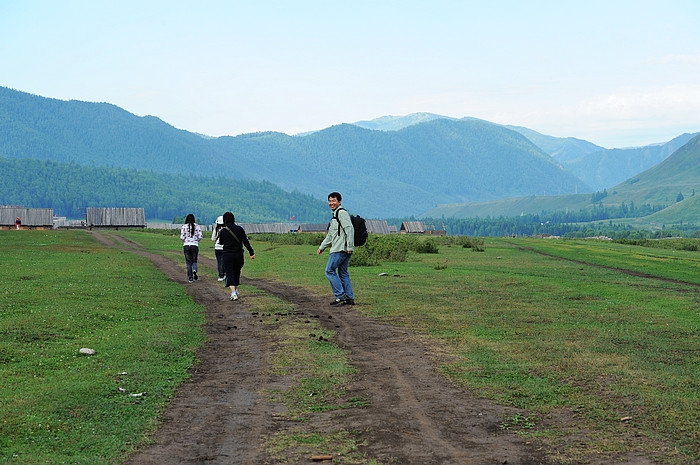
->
[335, 207, 368, 247]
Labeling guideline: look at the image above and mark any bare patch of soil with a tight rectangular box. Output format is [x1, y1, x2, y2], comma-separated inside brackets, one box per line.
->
[92, 232, 645, 465]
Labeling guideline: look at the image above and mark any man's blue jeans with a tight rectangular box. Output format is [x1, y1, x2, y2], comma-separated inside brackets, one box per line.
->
[325, 251, 354, 300]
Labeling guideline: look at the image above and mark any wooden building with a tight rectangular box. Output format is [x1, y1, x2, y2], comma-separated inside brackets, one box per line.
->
[365, 219, 391, 235]
[86, 208, 146, 228]
[298, 223, 329, 233]
[400, 221, 427, 234]
[0, 206, 54, 229]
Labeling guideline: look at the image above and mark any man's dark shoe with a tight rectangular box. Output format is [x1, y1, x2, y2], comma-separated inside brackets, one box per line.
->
[330, 297, 345, 306]
[344, 298, 355, 305]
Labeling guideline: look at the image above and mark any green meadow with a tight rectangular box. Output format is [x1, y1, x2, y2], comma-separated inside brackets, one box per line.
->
[1, 230, 698, 464]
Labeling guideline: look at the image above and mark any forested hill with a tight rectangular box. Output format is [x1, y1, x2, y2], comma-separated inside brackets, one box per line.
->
[0, 86, 227, 175]
[0, 86, 589, 218]
[0, 157, 329, 224]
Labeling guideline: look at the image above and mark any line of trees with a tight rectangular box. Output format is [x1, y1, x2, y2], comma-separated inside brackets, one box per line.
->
[0, 157, 329, 224]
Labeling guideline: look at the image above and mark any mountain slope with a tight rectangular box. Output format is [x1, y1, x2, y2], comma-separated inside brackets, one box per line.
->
[505, 125, 604, 162]
[0, 87, 590, 218]
[423, 134, 700, 227]
[352, 112, 453, 131]
[562, 133, 698, 191]
[0, 86, 228, 174]
[215, 120, 590, 217]
[607, 134, 700, 205]
[352, 113, 700, 192]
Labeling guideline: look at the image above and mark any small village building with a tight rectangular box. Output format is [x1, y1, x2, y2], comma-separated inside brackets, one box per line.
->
[0, 206, 54, 229]
[400, 221, 426, 234]
[298, 223, 329, 233]
[86, 207, 146, 229]
[365, 219, 391, 235]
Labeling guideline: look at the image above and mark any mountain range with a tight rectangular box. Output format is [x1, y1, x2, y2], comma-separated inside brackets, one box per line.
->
[424, 134, 700, 229]
[353, 112, 698, 192]
[1, 86, 698, 224]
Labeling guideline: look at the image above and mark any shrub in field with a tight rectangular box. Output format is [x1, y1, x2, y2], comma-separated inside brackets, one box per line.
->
[456, 236, 485, 251]
[143, 231, 324, 246]
[415, 238, 439, 254]
[422, 235, 485, 251]
[252, 233, 326, 246]
[351, 235, 439, 266]
[349, 237, 398, 266]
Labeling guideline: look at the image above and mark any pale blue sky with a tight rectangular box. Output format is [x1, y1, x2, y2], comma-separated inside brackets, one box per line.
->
[2, 0, 699, 148]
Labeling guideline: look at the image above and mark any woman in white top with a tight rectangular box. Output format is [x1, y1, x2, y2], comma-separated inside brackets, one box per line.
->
[211, 215, 226, 281]
[180, 213, 203, 283]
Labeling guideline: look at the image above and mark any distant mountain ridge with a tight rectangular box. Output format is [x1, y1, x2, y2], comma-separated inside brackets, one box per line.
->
[0, 86, 588, 218]
[352, 113, 698, 191]
[352, 112, 451, 131]
[2, 86, 697, 222]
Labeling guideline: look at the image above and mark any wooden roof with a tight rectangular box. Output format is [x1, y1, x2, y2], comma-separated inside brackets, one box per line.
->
[400, 221, 426, 233]
[365, 219, 391, 234]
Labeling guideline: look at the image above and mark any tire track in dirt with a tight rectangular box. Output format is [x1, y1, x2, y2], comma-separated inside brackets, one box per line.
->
[242, 279, 548, 465]
[92, 232, 273, 464]
[94, 231, 551, 464]
[510, 241, 700, 288]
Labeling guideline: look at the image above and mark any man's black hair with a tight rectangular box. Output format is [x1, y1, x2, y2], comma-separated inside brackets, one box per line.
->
[328, 192, 342, 202]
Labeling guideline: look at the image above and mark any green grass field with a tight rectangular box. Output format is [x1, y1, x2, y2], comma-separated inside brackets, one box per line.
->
[1, 230, 698, 464]
[0, 230, 205, 464]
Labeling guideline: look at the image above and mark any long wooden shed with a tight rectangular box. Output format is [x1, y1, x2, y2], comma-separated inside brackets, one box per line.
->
[0, 206, 54, 229]
[86, 208, 146, 228]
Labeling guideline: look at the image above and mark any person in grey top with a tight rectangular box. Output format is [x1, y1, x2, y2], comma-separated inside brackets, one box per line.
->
[317, 192, 355, 305]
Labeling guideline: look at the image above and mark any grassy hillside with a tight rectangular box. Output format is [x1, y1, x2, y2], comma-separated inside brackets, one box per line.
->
[424, 135, 700, 230]
[563, 132, 698, 191]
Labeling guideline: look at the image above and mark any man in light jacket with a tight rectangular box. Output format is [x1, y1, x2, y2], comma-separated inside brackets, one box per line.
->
[318, 192, 355, 305]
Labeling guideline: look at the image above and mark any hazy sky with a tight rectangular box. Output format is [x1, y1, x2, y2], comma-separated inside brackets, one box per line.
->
[2, 0, 699, 148]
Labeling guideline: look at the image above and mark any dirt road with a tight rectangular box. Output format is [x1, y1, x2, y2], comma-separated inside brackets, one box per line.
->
[95, 232, 550, 464]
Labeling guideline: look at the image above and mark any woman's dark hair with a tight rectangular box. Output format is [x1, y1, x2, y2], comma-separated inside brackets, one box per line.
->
[328, 192, 342, 202]
[223, 211, 235, 224]
[185, 213, 195, 236]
